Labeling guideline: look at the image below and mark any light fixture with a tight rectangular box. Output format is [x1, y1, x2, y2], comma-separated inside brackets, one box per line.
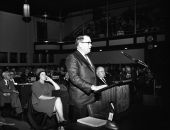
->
[42, 12, 48, 23]
[22, 0, 31, 22]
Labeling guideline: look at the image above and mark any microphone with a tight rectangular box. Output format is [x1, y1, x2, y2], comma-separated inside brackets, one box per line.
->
[136, 59, 148, 68]
[121, 51, 148, 68]
[110, 102, 115, 112]
[120, 51, 136, 62]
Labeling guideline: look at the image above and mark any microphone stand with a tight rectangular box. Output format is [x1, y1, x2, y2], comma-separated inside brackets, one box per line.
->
[121, 51, 157, 96]
[120, 51, 148, 68]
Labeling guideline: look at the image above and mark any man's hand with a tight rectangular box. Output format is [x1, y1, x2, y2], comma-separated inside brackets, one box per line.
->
[3, 93, 10, 96]
[91, 85, 108, 91]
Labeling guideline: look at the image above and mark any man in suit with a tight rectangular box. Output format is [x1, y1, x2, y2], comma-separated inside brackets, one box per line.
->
[0, 71, 23, 118]
[95, 66, 114, 100]
[95, 66, 118, 129]
[65, 35, 106, 122]
[96, 66, 114, 86]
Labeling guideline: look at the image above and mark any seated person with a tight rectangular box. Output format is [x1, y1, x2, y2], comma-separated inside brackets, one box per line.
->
[0, 71, 23, 117]
[96, 66, 114, 86]
[9, 71, 18, 85]
[31, 68, 66, 126]
[94, 66, 114, 101]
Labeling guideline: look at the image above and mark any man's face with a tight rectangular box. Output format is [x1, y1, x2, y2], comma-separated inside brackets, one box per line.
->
[79, 36, 92, 54]
[96, 67, 105, 78]
[4, 73, 10, 80]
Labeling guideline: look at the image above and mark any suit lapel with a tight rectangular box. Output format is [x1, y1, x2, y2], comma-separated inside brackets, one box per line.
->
[74, 51, 95, 72]
[87, 56, 95, 71]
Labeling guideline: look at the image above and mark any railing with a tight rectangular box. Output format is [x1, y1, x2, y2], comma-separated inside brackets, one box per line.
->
[63, 17, 164, 42]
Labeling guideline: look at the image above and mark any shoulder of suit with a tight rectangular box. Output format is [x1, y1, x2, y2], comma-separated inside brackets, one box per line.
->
[66, 53, 76, 62]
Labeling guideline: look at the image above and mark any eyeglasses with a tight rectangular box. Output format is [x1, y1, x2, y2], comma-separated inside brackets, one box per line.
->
[81, 42, 92, 44]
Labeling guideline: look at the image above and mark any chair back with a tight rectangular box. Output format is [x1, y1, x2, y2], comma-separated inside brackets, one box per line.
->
[27, 95, 43, 130]
[27, 93, 51, 130]
[87, 101, 109, 120]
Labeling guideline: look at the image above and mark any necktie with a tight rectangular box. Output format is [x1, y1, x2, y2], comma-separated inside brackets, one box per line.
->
[101, 78, 107, 85]
[7, 81, 10, 89]
[85, 55, 93, 67]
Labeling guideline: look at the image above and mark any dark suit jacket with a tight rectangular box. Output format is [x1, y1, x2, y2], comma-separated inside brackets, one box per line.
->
[65, 51, 96, 108]
[95, 75, 114, 100]
[0, 79, 21, 109]
[96, 74, 114, 86]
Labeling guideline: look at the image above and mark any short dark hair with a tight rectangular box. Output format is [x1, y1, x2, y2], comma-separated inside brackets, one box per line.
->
[75, 35, 90, 46]
[35, 68, 45, 80]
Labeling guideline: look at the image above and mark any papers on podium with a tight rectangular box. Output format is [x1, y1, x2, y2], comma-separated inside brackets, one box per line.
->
[77, 116, 107, 127]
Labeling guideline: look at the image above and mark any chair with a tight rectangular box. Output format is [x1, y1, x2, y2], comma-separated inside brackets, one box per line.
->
[0, 92, 16, 118]
[87, 101, 109, 120]
[27, 95, 57, 130]
[0, 103, 15, 117]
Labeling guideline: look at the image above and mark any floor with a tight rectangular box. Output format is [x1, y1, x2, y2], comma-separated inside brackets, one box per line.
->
[113, 95, 169, 130]
[1, 94, 169, 130]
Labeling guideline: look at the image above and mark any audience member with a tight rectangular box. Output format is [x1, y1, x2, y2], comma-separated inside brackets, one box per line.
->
[9, 71, 18, 85]
[96, 66, 114, 86]
[31, 68, 66, 127]
[0, 71, 23, 119]
[95, 66, 115, 100]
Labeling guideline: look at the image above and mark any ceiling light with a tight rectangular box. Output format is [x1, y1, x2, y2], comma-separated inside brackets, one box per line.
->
[23, 0, 30, 17]
[23, 0, 31, 22]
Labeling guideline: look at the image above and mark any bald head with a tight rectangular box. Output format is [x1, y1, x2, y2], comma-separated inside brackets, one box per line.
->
[2, 71, 10, 80]
[96, 66, 105, 79]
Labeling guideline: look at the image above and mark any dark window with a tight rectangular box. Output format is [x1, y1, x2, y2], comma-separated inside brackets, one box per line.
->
[33, 53, 40, 63]
[20, 53, 27, 63]
[41, 53, 47, 63]
[10, 52, 18, 63]
[37, 21, 48, 42]
[0, 52, 8, 63]
[48, 53, 54, 63]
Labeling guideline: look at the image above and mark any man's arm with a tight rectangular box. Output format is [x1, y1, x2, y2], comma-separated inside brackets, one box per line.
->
[66, 54, 108, 94]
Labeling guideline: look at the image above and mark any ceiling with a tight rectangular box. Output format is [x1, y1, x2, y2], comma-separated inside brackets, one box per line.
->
[0, 0, 126, 21]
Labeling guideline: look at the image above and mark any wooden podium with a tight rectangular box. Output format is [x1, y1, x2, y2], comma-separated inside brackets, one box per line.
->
[95, 79, 131, 113]
[114, 84, 129, 113]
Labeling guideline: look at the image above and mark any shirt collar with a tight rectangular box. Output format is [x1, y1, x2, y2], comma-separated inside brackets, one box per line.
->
[77, 49, 86, 58]
[4, 79, 8, 85]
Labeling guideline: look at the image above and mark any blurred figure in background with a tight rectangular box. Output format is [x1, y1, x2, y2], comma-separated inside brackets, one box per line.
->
[0, 71, 23, 118]
[9, 71, 18, 85]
